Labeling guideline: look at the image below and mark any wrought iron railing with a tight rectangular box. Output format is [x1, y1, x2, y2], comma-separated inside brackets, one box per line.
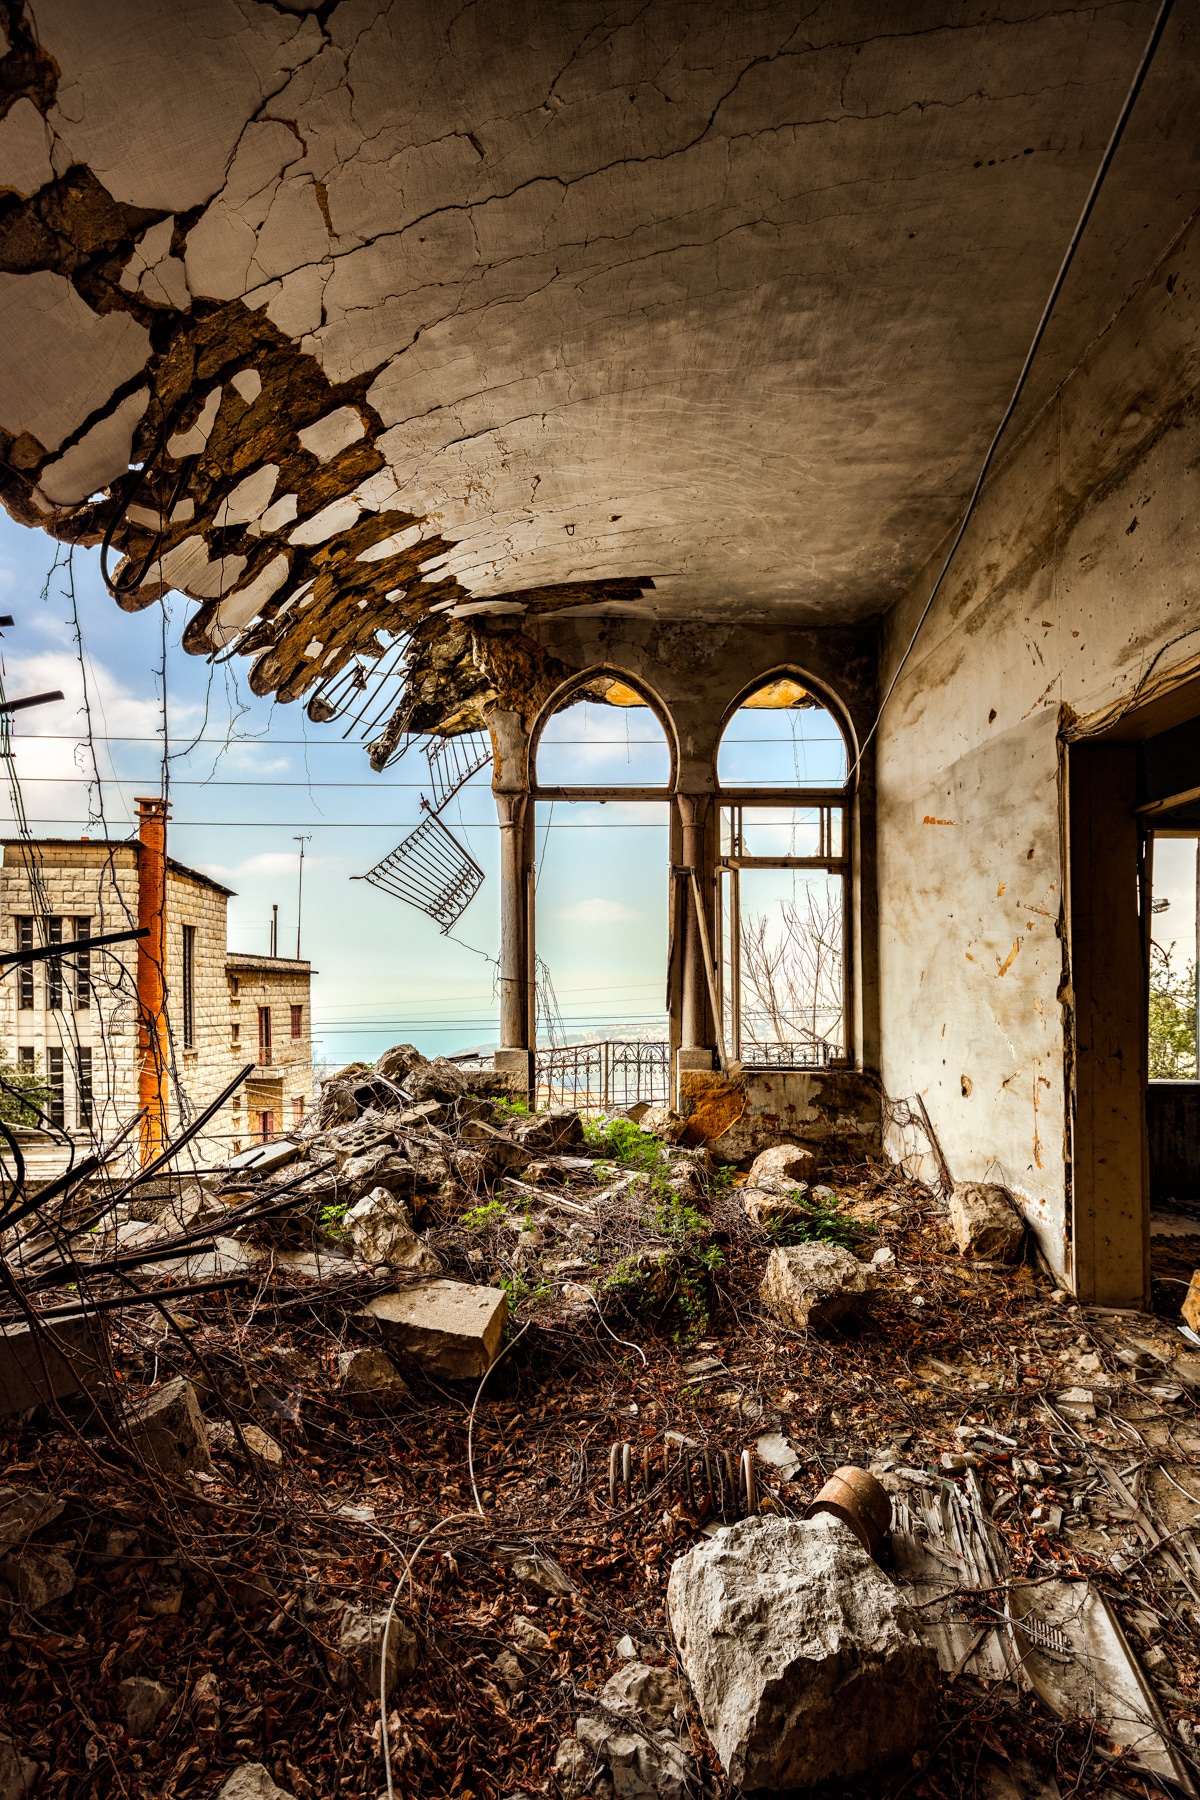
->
[739, 1038, 839, 1070]
[535, 1040, 670, 1114]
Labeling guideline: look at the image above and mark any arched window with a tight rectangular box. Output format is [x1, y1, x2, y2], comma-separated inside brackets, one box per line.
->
[535, 676, 671, 788]
[715, 676, 852, 1069]
[716, 677, 847, 787]
[531, 676, 671, 1088]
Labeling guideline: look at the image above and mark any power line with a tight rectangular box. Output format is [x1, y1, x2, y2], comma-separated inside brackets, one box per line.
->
[1, 818, 676, 829]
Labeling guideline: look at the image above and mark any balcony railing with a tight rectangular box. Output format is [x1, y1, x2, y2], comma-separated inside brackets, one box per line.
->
[534, 1040, 670, 1115]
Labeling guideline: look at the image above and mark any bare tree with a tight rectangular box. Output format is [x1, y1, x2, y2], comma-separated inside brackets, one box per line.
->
[736, 881, 843, 1059]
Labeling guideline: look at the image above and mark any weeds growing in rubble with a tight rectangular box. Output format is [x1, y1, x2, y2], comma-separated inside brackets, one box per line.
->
[582, 1115, 664, 1169]
[462, 1198, 508, 1230]
[498, 1264, 553, 1315]
[766, 1187, 871, 1251]
[318, 1197, 349, 1235]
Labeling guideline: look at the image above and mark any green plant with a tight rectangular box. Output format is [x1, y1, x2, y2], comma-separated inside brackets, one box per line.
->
[0, 1047, 51, 1126]
[583, 1117, 666, 1173]
[766, 1189, 865, 1250]
[1149, 944, 1197, 1078]
[499, 1266, 552, 1313]
[462, 1199, 507, 1230]
[491, 1094, 531, 1121]
[708, 1162, 738, 1196]
[318, 1199, 348, 1237]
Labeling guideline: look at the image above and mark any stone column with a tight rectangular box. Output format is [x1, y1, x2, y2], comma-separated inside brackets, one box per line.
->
[489, 711, 534, 1095]
[676, 792, 714, 1084]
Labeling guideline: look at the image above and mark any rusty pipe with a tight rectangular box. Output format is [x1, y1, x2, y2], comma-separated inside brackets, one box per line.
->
[136, 797, 170, 1167]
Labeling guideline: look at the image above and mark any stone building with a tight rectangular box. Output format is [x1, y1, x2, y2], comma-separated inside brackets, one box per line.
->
[226, 953, 315, 1147]
[0, 834, 313, 1161]
[1, 1, 1198, 1304]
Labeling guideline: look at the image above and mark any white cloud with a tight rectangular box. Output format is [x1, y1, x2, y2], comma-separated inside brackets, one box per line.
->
[556, 898, 641, 923]
[198, 850, 332, 882]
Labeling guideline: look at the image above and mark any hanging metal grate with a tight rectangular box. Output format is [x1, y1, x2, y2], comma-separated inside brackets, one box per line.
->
[425, 730, 492, 810]
[356, 805, 485, 932]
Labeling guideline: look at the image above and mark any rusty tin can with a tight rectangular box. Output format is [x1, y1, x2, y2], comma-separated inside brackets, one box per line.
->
[803, 1465, 892, 1556]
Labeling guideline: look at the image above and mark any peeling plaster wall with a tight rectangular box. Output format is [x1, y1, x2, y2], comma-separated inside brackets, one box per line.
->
[0, 1, 1197, 755]
[875, 211, 1200, 1281]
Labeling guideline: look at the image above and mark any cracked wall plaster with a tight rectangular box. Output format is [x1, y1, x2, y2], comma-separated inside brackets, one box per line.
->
[0, 0, 1196, 754]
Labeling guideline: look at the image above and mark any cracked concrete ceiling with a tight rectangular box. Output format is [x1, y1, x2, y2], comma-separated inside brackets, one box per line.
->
[0, 0, 1195, 742]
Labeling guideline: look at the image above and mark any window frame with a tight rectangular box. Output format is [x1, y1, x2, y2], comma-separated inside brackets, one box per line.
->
[77, 1045, 93, 1128]
[47, 1045, 64, 1129]
[714, 677, 856, 1071]
[46, 917, 63, 1010]
[181, 923, 196, 1049]
[72, 916, 91, 1010]
[258, 1005, 272, 1065]
[16, 916, 33, 1010]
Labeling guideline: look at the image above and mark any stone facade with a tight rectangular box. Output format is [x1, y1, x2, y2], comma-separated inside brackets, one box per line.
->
[225, 954, 314, 1152]
[0, 839, 312, 1165]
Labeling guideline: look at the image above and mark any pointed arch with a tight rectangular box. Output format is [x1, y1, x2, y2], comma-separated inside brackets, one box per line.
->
[717, 668, 854, 790]
[533, 667, 676, 790]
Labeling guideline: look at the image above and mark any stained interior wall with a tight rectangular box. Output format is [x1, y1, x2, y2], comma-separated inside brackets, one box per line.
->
[874, 211, 1200, 1286]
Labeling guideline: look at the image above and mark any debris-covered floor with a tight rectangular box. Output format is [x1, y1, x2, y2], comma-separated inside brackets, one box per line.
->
[3, 1051, 1200, 1800]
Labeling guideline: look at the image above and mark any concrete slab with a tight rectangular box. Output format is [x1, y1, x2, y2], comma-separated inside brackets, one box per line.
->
[0, 1316, 104, 1416]
[362, 1280, 507, 1379]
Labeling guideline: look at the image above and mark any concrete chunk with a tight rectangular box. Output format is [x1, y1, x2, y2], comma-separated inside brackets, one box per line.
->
[344, 1187, 440, 1272]
[119, 1675, 173, 1738]
[0, 1315, 104, 1416]
[575, 1711, 697, 1800]
[0, 1487, 64, 1553]
[217, 1767, 295, 1800]
[124, 1375, 212, 1476]
[742, 1188, 813, 1228]
[760, 1242, 876, 1332]
[668, 1515, 937, 1789]
[748, 1143, 817, 1186]
[207, 1421, 283, 1473]
[336, 1346, 411, 1415]
[362, 1280, 507, 1379]
[599, 1662, 686, 1733]
[949, 1182, 1026, 1262]
[336, 1604, 419, 1697]
[0, 1546, 75, 1610]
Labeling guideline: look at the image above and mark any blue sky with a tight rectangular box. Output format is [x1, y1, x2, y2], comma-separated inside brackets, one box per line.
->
[0, 512, 675, 1068]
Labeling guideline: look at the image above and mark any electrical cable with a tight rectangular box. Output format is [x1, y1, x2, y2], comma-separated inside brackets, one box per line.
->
[852, 0, 1175, 780]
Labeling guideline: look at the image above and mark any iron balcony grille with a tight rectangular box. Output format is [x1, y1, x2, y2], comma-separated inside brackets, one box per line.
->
[358, 807, 485, 932]
[535, 1039, 670, 1114]
[425, 730, 492, 809]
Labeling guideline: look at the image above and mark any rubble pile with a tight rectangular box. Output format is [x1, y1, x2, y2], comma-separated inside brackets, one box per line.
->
[0, 1043, 1199, 1798]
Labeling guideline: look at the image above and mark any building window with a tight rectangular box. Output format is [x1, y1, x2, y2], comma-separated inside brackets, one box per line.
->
[16, 917, 33, 1010]
[292, 1095, 305, 1127]
[258, 1006, 272, 1064]
[47, 1046, 64, 1129]
[715, 678, 852, 1069]
[182, 924, 196, 1049]
[231, 1023, 240, 1044]
[258, 1109, 275, 1143]
[16, 1046, 36, 1125]
[290, 1003, 303, 1040]
[77, 1046, 93, 1128]
[73, 916, 91, 1009]
[46, 918, 63, 1010]
[230, 975, 239, 996]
